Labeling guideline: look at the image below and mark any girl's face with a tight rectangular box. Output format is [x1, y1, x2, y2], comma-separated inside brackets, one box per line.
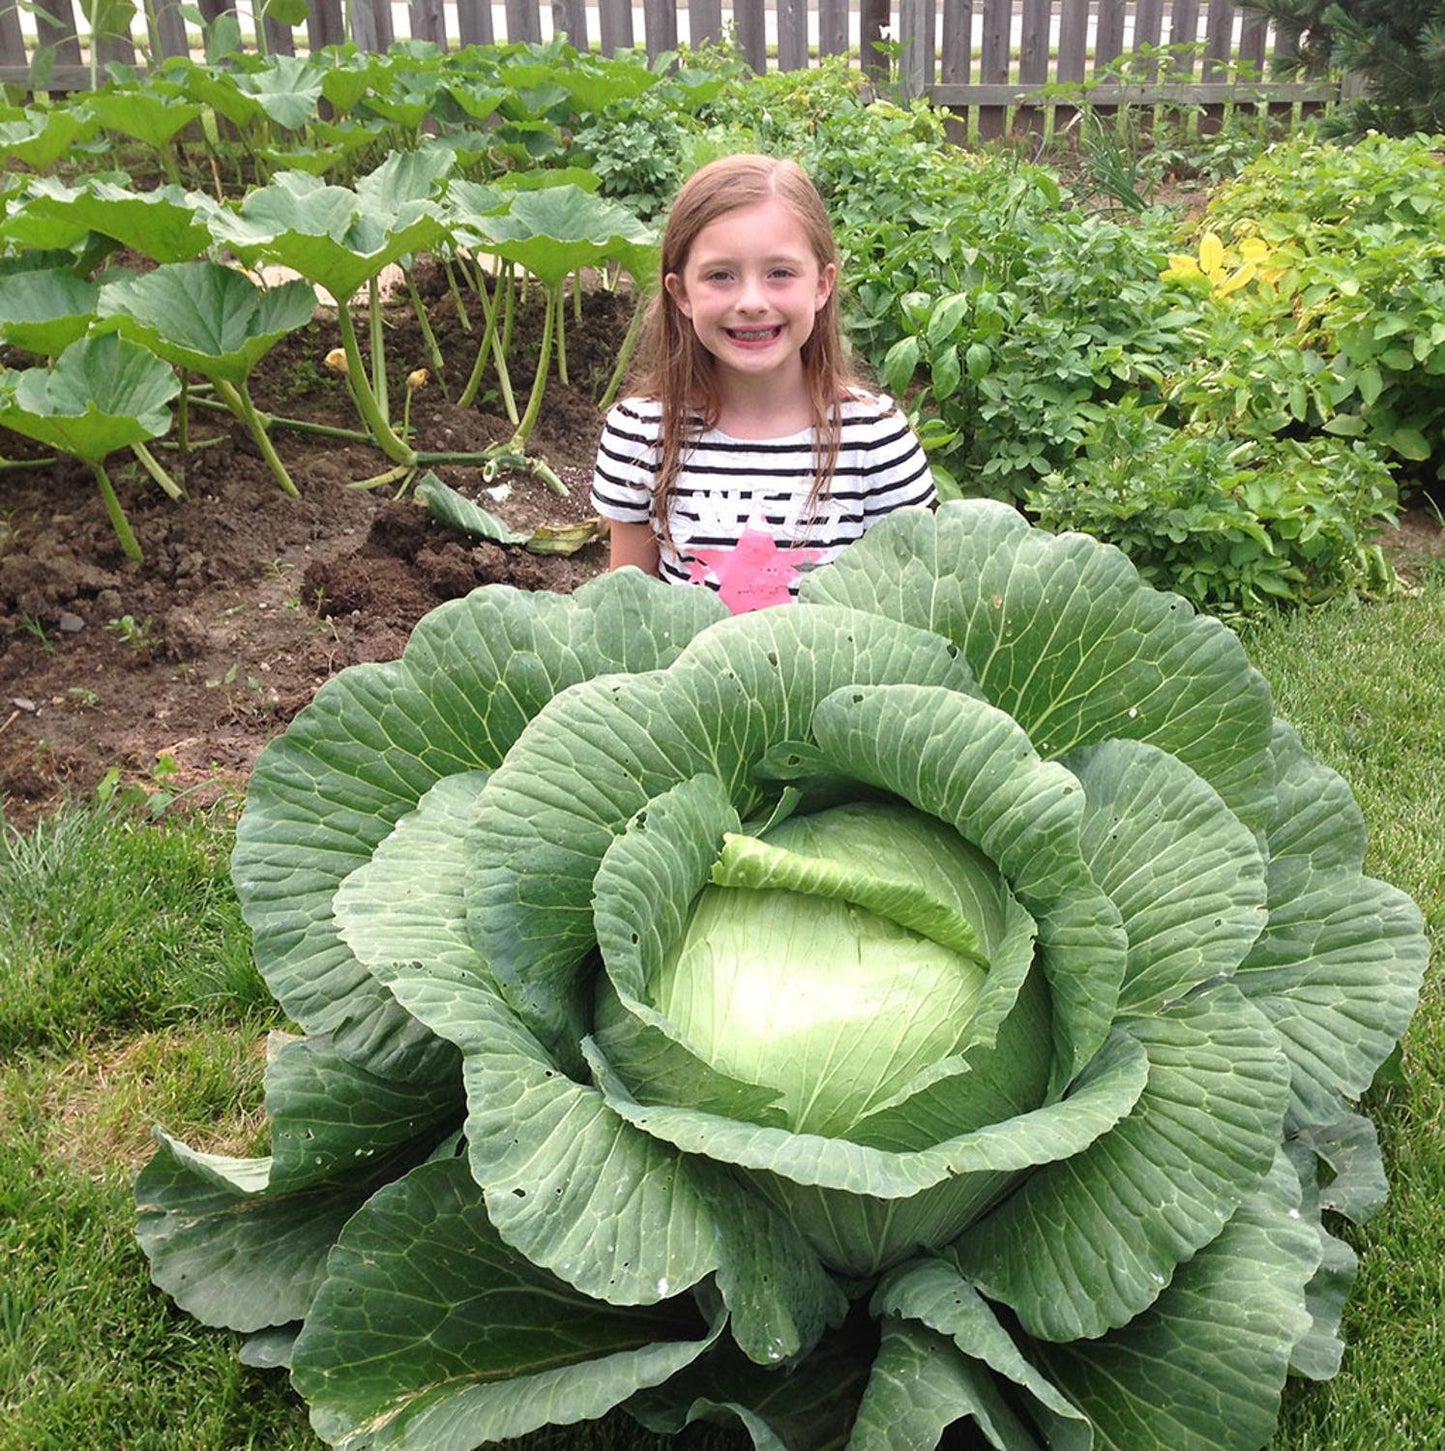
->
[664, 198, 836, 392]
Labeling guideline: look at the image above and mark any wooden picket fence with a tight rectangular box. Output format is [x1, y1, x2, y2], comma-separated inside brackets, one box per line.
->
[0, 0, 1334, 134]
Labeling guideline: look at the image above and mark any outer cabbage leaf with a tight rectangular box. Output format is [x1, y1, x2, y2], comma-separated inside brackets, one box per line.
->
[136, 1033, 459, 1332]
[231, 571, 725, 1081]
[291, 1156, 724, 1451]
[1037, 1151, 1320, 1449]
[800, 499, 1276, 835]
[1234, 723, 1426, 1128]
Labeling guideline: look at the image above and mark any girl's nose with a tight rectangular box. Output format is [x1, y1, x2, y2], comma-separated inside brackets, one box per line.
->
[736, 273, 768, 312]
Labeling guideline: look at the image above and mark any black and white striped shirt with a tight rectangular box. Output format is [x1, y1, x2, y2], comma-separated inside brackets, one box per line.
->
[591, 393, 936, 605]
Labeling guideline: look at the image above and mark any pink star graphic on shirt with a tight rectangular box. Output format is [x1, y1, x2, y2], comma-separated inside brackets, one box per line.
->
[688, 529, 822, 614]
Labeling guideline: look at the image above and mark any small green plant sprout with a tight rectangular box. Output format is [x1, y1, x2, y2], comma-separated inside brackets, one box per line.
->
[19, 615, 53, 653]
[105, 613, 157, 654]
[97, 260, 318, 499]
[95, 751, 190, 820]
[0, 334, 180, 563]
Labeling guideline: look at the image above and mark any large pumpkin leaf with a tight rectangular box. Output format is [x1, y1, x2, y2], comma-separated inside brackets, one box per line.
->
[206, 170, 447, 304]
[0, 333, 177, 463]
[98, 261, 317, 385]
[468, 183, 658, 285]
[0, 267, 99, 355]
[1, 176, 216, 263]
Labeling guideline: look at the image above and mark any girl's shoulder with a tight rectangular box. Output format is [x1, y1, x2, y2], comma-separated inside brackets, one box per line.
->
[604, 395, 665, 429]
[837, 390, 914, 443]
[838, 388, 904, 423]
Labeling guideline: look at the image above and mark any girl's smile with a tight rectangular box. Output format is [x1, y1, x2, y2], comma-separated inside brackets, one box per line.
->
[665, 198, 836, 402]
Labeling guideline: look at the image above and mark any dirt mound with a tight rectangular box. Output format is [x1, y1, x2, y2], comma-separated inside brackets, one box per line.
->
[0, 287, 618, 827]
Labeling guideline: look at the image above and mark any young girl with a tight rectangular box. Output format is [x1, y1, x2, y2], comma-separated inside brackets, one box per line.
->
[591, 154, 935, 614]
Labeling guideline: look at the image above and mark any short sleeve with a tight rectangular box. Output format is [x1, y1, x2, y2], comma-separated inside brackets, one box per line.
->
[846, 394, 936, 520]
[591, 398, 661, 525]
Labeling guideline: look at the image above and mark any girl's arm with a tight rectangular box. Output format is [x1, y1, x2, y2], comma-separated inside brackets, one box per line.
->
[608, 520, 661, 576]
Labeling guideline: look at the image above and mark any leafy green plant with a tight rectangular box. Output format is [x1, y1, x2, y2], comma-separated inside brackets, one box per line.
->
[97, 260, 319, 498]
[0, 104, 99, 171]
[136, 504, 1425, 1449]
[2, 176, 216, 264]
[83, 80, 204, 187]
[873, 179, 1196, 498]
[459, 182, 657, 452]
[0, 332, 179, 561]
[1026, 399, 1400, 614]
[1242, 0, 1445, 136]
[204, 156, 451, 468]
[1166, 134, 1445, 485]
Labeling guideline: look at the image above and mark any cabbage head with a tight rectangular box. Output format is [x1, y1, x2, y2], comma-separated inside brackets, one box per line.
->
[136, 501, 1427, 1450]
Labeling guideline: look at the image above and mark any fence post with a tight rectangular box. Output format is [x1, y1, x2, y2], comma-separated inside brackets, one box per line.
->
[0, 0, 25, 87]
[819, 0, 849, 58]
[642, 0, 677, 59]
[454, 0, 493, 46]
[409, 0, 447, 47]
[1170, 0, 1202, 76]
[860, 0, 889, 81]
[596, 0, 635, 54]
[777, 0, 808, 71]
[976, 0, 1009, 140]
[308, 0, 347, 50]
[34, 0, 83, 76]
[351, 0, 396, 52]
[552, 0, 588, 50]
[1134, 0, 1165, 80]
[938, 0, 973, 141]
[734, 0, 766, 72]
[1014, 0, 1050, 136]
[898, 0, 933, 98]
[505, 0, 542, 44]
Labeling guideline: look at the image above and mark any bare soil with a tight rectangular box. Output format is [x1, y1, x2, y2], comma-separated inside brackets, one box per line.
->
[0, 276, 621, 829]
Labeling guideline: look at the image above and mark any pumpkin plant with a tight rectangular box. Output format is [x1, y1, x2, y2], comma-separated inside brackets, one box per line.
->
[0, 333, 179, 561]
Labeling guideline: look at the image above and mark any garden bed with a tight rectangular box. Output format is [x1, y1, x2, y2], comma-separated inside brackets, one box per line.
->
[0, 285, 620, 828]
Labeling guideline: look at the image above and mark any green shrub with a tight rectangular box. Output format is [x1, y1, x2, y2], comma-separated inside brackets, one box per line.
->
[1027, 400, 1400, 615]
[1167, 133, 1445, 486]
[869, 183, 1194, 499]
[1241, 0, 1445, 137]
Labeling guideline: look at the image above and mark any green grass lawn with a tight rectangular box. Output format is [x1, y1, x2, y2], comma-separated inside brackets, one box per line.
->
[2, 578, 1441, 1449]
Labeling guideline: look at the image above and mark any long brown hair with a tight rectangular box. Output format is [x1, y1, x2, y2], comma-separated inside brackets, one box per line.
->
[626, 154, 862, 545]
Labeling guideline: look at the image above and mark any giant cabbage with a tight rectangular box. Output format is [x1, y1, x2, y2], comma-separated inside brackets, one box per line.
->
[136, 500, 1426, 1449]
